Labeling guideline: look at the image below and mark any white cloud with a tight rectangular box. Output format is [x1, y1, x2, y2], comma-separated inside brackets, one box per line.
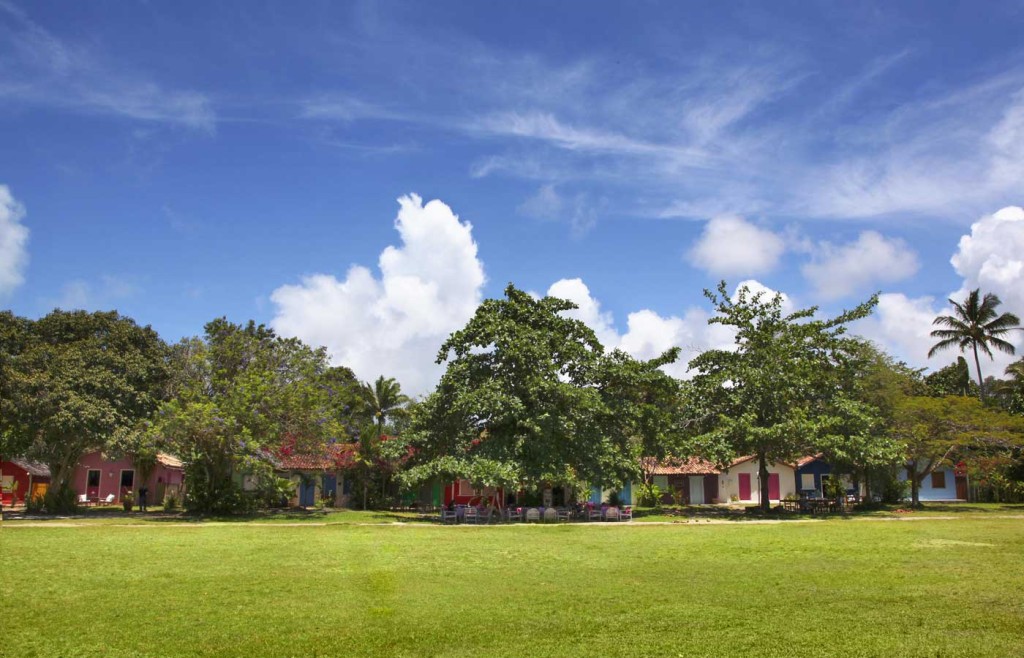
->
[270, 195, 485, 396]
[518, 185, 606, 235]
[802, 231, 919, 300]
[688, 215, 786, 277]
[853, 292, 940, 369]
[50, 275, 139, 310]
[0, 185, 29, 297]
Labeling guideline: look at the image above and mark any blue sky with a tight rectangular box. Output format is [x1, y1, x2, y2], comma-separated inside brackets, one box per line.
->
[2, 1, 1024, 393]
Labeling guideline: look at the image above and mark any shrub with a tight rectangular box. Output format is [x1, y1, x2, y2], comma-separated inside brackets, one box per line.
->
[43, 484, 78, 515]
[637, 482, 663, 507]
[25, 494, 45, 514]
[163, 492, 179, 512]
[607, 491, 624, 507]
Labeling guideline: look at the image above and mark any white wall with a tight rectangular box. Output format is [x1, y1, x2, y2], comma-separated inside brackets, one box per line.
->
[718, 460, 796, 503]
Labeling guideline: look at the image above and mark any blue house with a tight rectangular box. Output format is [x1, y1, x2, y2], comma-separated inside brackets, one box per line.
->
[795, 455, 858, 498]
[898, 466, 967, 501]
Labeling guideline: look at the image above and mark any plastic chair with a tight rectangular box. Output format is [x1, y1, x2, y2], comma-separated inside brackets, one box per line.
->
[543, 507, 558, 523]
[440, 508, 458, 524]
[525, 508, 541, 523]
[463, 507, 479, 524]
[620, 506, 633, 521]
[506, 507, 523, 523]
[588, 506, 602, 521]
[556, 508, 571, 522]
[605, 507, 620, 521]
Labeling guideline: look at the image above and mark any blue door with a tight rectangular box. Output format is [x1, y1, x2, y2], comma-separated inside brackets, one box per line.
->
[322, 475, 337, 503]
[299, 478, 316, 507]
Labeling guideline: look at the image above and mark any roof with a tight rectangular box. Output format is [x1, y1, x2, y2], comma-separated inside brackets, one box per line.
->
[796, 454, 824, 468]
[644, 457, 720, 475]
[8, 458, 51, 479]
[273, 443, 356, 471]
[728, 455, 797, 469]
[156, 453, 183, 469]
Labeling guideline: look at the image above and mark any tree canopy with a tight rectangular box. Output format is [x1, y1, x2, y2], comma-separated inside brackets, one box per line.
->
[402, 284, 681, 500]
[686, 282, 878, 511]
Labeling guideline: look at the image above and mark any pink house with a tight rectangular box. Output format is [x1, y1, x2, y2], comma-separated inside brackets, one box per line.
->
[73, 451, 185, 504]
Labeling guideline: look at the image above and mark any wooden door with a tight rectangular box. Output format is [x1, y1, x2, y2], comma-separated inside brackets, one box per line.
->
[689, 476, 704, 505]
[738, 473, 751, 501]
[768, 473, 780, 500]
[704, 475, 718, 504]
[955, 476, 968, 500]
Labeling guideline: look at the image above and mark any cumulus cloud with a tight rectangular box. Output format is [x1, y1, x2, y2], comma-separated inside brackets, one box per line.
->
[270, 195, 486, 396]
[853, 292, 940, 368]
[546, 278, 619, 348]
[0, 185, 29, 297]
[802, 231, 919, 300]
[688, 215, 785, 277]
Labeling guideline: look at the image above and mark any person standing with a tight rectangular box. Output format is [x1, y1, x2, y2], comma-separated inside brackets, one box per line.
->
[138, 485, 148, 512]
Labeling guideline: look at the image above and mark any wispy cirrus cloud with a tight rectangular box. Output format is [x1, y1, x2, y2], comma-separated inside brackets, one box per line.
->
[0, 2, 215, 131]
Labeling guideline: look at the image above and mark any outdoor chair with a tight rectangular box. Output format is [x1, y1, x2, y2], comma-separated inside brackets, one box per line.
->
[525, 508, 541, 523]
[588, 507, 602, 521]
[506, 507, 523, 523]
[543, 507, 558, 523]
[102, 494, 115, 505]
[464, 507, 479, 524]
[78, 494, 89, 506]
[556, 508, 571, 522]
[620, 506, 633, 521]
[605, 507, 620, 521]
[441, 508, 458, 524]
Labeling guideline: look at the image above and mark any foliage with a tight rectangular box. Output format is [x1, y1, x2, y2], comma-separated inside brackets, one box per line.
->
[163, 492, 179, 512]
[1, 310, 168, 513]
[24, 493, 44, 514]
[350, 377, 411, 509]
[925, 356, 977, 397]
[686, 282, 877, 510]
[155, 319, 339, 514]
[637, 481, 663, 507]
[928, 288, 1021, 400]
[892, 395, 1024, 505]
[403, 284, 681, 497]
[606, 490, 624, 507]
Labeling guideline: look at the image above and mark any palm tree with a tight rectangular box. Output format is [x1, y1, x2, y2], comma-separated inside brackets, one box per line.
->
[928, 289, 1021, 400]
[358, 375, 411, 433]
[354, 376, 410, 509]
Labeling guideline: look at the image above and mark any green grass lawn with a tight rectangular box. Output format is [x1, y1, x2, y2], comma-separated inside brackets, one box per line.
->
[2, 516, 1023, 657]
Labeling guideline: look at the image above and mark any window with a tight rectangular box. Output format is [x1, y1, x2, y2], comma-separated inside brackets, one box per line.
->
[87, 470, 101, 487]
[653, 475, 669, 490]
[120, 470, 135, 490]
[800, 473, 815, 490]
[931, 471, 946, 489]
[458, 479, 477, 496]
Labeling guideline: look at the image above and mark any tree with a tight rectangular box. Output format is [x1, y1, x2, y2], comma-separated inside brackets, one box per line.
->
[156, 319, 339, 514]
[687, 282, 877, 511]
[1, 310, 168, 513]
[403, 284, 677, 501]
[357, 375, 411, 434]
[928, 289, 1021, 401]
[892, 395, 1024, 506]
[924, 356, 977, 398]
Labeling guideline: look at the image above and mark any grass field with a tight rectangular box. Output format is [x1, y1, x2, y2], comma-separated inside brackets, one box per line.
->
[2, 514, 1023, 657]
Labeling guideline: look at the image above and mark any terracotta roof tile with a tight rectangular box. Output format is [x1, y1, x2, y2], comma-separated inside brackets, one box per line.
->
[644, 457, 720, 475]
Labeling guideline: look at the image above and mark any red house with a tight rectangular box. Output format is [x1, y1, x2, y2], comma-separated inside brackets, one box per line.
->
[72, 451, 185, 504]
[0, 459, 51, 506]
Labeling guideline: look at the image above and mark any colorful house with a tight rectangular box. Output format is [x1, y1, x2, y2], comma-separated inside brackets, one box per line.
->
[899, 466, 967, 501]
[444, 479, 506, 507]
[717, 456, 797, 504]
[795, 455, 859, 498]
[72, 451, 185, 504]
[272, 443, 354, 507]
[0, 458, 51, 506]
[643, 457, 720, 504]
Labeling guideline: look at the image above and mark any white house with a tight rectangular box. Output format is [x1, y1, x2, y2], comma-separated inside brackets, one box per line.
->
[717, 456, 797, 504]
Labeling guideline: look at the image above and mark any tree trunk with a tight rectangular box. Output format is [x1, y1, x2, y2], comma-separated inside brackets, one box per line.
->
[909, 464, 920, 507]
[862, 467, 871, 503]
[972, 342, 985, 401]
[757, 451, 770, 513]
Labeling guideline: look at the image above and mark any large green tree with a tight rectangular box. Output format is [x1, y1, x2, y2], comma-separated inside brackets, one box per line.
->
[1, 310, 168, 512]
[350, 375, 411, 509]
[928, 289, 1020, 400]
[403, 284, 680, 501]
[157, 319, 339, 513]
[687, 282, 877, 511]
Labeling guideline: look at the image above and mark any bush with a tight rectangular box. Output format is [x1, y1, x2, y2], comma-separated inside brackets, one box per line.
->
[637, 482, 663, 507]
[607, 491, 624, 507]
[25, 494, 45, 514]
[43, 484, 78, 515]
[163, 492, 179, 512]
[871, 468, 909, 504]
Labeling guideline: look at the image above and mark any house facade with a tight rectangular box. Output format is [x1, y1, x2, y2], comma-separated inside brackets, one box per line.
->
[899, 466, 967, 501]
[0, 459, 51, 506]
[717, 456, 797, 504]
[272, 444, 354, 507]
[795, 455, 859, 498]
[72, 451, 184, 504]
[644, 457, 721, 504]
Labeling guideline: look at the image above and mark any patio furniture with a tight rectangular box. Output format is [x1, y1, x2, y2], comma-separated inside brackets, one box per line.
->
[464, 507, 479, 524]
[604, 507, 620, 521]
[506, 507, 523, 523]
[102, 494, 115, 505]
[543, 507, 558, 523]
[588, 506, 602, 522]
[441, 508, 458, 524]
[620, 506, 633, 521]
[556, 508, 571, 522]
[78, 494, 89, 506]
[525, 508, 541, 523]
